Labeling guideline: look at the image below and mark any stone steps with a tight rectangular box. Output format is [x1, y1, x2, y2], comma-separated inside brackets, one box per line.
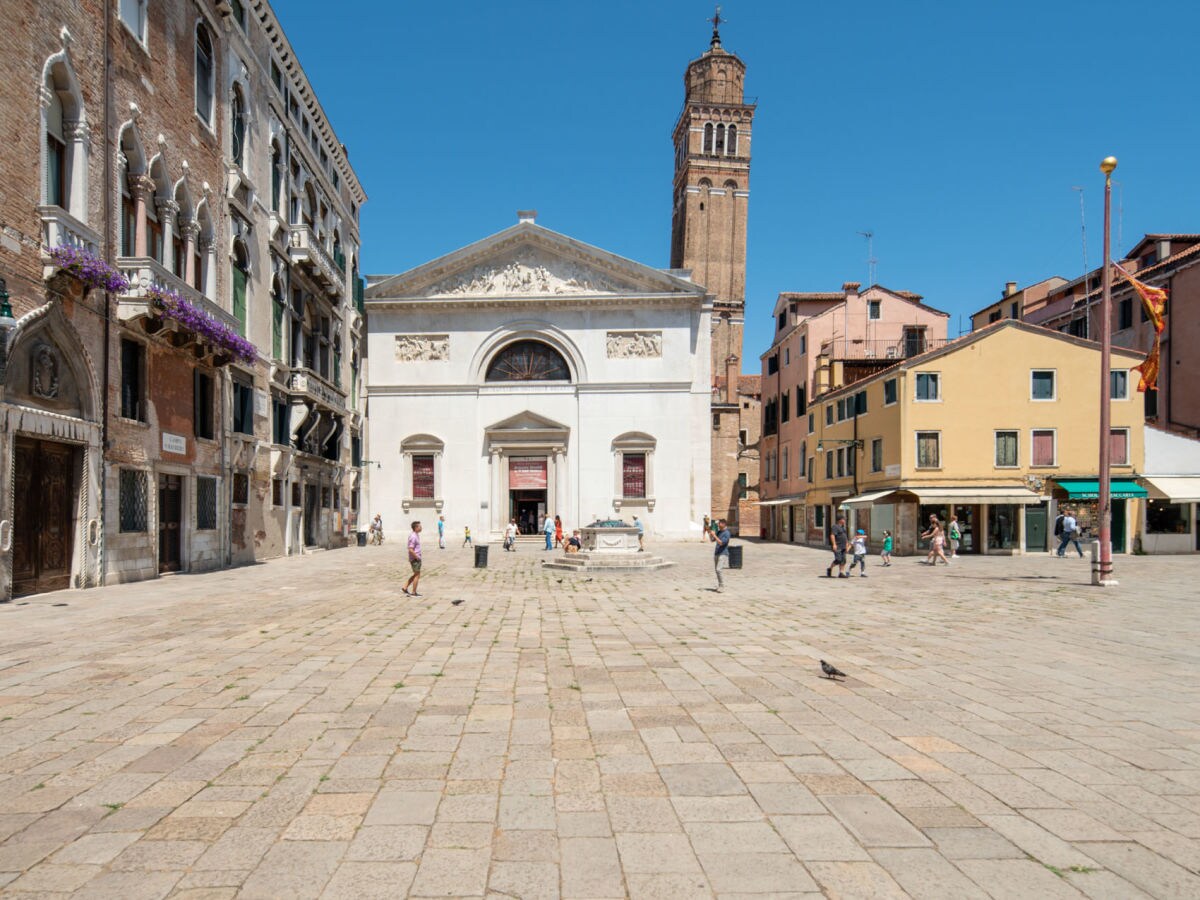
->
[542, 552, 674, 573]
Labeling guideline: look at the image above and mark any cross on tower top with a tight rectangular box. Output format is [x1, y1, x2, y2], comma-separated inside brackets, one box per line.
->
[709, 6, 724, 49]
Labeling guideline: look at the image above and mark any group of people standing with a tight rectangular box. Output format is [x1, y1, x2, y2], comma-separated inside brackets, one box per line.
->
[504, 514, 588, 553]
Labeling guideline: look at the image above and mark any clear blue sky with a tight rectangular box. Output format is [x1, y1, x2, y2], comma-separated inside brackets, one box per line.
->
[278, 0, 1200, 369]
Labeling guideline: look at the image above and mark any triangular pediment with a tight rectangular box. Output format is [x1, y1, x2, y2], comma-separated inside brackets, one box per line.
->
[486, 410, 569, 434]
[367, 222, 704, 300]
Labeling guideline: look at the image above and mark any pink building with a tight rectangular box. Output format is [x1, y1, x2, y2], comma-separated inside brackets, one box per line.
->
[757, 283, 950, 542]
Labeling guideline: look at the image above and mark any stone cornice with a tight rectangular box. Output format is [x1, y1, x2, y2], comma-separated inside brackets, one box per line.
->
[365, 293, 708, 312]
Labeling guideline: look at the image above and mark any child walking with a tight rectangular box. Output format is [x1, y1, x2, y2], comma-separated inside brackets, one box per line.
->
[880, 530, 893, 566]
[462, 526, 472, 547]
[851, 529, 869, 577]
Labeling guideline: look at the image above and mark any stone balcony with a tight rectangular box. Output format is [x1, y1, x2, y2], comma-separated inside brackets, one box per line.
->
[115, 257, 240, 331]
[289, 366, 347, 414]
[288, 226, 345, 296]
[38, 206, 101, 263]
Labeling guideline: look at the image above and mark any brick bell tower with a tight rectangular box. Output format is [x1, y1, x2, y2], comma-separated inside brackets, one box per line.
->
[670, 14, 755, 375]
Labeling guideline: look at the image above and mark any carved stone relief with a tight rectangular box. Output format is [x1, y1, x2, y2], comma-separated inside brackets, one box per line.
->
[606, 331, 662, 359]
[31, 344, 61, 399]
[426, 250, 627, 297]
[395, 334, 450, 362]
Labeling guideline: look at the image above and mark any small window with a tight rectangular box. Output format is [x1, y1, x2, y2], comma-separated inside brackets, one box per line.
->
[815, 506, 824, 528]
[120, 0, 147, 42]
[836, 448, 844, 477]
[825, 453, 833, 479]
[1031, 370, 1056, 401]
[622, 453, 647, 499]
[868, 300, 881, 320]
[871, 438, 883, 472]
[784, 347, 790, 366]
[855, 391, 867, 415]
[291, 482, 301, 506]
[272, 478, 283, 507]
[231, 86, 247, 169]
[781, 446, 788, 480]
[232, 380, 254, 435]
[766, 354, 779, 375]
[738, 472, 747, 500]
[194, 370, 214, 440]
[799, 335, 806, 355]
[197, 477, 217, 530]
[780, 391, 790, 424]
[1110, 428, 1130, 466]
[915, 372, 940, 401]
[797, 385, 806, 417]
[1031, 429, 1056, 467]
[1118, 298, 1133, 331]
[232, 473, 249, 505]
[321, 486, 331, 508]
[799, 442, 806, 477]
[807, 413, 814, 434]
[916, 432, 941, 469]
[120, 339, 145, 421]
[195, 24, 215, 125]
[777, 311, 786, 332]
[825, 405, 833, 425]
[1010, 301, 1020, 319]
[1110, 370, 1128, 400]
[995, 430, 1018, 468]
[738, 429, 748, 446]
[1145, 387, 1158, 418]
[119, 469, 148, 532]
[989, 309, 1002, 323]
[271, 60, 283, 92]
[883, 378, 898, 406]
[272, 395, 290, 446]
[412, 455, 435, 499]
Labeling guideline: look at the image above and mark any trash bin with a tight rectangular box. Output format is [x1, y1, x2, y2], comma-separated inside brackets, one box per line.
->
[728, 544, 743, 569]
[474, 544, 489, 568]
[356, 531, 367, 547]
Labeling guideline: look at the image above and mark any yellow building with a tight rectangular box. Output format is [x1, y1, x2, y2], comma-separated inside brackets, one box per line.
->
[801, 320, 1146, 555]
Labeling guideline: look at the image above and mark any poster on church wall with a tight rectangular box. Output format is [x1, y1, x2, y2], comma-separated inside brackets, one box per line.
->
[509, 458, 548, 490]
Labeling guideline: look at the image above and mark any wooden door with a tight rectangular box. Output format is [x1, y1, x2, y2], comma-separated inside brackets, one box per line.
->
[158, 474, 182, 573]
[12, 438, 78, 596]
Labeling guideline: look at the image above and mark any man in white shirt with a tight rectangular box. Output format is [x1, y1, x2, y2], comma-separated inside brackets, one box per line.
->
[1056, 509, 1084, 558]
[504, 519, 518, 551]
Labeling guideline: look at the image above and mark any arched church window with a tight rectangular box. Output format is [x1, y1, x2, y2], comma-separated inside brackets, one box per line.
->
[715, 124, 725, 155]
[727, 124, 737, 156]
[485, 340, 570, 382]
[724, 179, 738, 191]
[703, 122, 713, 154]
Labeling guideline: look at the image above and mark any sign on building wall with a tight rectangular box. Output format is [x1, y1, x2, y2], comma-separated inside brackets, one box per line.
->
[162, 432, 187, 455]
[509, 457, 548, 489]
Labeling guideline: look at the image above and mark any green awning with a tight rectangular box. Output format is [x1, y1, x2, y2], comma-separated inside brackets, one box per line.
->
[1055, 478, 1147, 500]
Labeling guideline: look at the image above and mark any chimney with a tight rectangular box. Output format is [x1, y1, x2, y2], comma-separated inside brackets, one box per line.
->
[725, 355, 739, 405]
[1004, 281, 1018, 297]
[517, 209, 537, 224]
[1157, 239, 1171, 261]
[842, 281, 861, 299]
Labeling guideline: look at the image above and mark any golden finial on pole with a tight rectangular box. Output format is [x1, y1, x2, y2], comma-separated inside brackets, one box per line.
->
[1100, 156, 1118, 175]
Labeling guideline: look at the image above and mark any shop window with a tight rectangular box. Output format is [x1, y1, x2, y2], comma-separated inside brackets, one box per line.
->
[1110, 428, 1130, 466]
[1031, 429, 1056, 467]
[1110, 370, 1128, 400]
[1031, 369, 1056, 401]
[1147, 502, 1190, 534]
[232, 473, 249, 505]
[987, 504, 1018, 550]
[995, 430, 1018, 467]
[196, 477, 217, 529]
[412, 455, 435, 499]
[120, 339, 145, 421]
[194, 370, 214, 440]
[232, 380, 254, 435]
[119, 469, 148, 532]
[915, 372, 939, 401]
[916, 431, 941, 468]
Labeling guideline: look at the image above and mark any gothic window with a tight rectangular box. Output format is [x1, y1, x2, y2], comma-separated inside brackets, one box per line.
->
[119, 157, 135, 256]
[43, 54, 86, 219]
[231, 85, 247, 169]
[195, 23, 215, 126]
[147, 156, 168, 264]
[715, 123, 725, 155]
[703, 122, 713, 154]
[196, 201, 214, 296]
[727, 124, 737, 156]
[485, 341, 570, 382]
[231, 238, 249, 336]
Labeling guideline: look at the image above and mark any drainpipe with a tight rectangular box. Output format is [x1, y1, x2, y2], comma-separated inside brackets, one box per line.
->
[99, 0, 114, 586]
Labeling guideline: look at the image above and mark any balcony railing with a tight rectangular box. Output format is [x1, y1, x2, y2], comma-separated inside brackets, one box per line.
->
[115, 257, 239, 331]
[288, 225, 344, 295]
[290, 366, 347, 413]
[38, 206, 101, 257]
[820, 336, 949, 361]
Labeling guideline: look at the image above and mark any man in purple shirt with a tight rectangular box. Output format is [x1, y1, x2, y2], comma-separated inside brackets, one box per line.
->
[402, 521, 423, 597]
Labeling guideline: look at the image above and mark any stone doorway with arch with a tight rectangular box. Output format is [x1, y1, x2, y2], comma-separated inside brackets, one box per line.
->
[483, 412, 570, 540]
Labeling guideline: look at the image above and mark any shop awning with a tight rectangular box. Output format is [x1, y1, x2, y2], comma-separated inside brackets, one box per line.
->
[1141, 476, 1200, 503]
[755, 499, 792, 506]
[839, 490, 898, 509]
[904, 485, 1043, 505]
[1055, 478, 1147, 500]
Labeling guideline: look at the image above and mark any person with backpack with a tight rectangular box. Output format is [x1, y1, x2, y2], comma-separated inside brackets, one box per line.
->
[1052, 510, 1066, 553]
[948, 515, 962, 558]
[1056, 508, 1085, 558]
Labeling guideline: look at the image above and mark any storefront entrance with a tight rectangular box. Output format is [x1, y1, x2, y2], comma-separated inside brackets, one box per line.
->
[509, 457, 548, 534]
[11, 438, 79, 596]
[918, 503, 980, 553]
[158, 474, 183, 573]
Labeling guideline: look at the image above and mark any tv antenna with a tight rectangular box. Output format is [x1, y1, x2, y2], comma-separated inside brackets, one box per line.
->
[857, 231, 877, 286]
[1070, 187, 1088, 276]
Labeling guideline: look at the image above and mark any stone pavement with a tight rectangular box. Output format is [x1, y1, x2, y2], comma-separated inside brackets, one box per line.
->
[1, 539, 1199, 899]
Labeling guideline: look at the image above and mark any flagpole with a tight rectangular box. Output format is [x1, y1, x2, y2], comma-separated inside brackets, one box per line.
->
[1097, 156, 1117, 586]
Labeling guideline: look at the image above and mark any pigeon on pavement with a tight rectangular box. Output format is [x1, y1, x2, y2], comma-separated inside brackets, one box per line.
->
[451, 599, 464, 606]
[820, 660, 847, 680]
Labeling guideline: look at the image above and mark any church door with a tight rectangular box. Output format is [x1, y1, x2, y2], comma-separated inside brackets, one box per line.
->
[12, 437, 79, 596]
[158, 474, 183, 573]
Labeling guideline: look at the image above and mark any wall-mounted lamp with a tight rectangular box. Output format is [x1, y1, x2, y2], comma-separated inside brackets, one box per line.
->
[0, 278, 15, 329]
[359, 459, 382, 470]
[816, 438, 863, 453]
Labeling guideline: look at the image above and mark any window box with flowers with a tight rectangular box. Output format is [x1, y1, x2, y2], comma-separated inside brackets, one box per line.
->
[146, 284, 256, 365]
[47, 245, 130, 296]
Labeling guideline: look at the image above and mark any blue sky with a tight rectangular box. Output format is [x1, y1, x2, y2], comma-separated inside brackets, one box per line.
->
[278, 0, 1200, 368]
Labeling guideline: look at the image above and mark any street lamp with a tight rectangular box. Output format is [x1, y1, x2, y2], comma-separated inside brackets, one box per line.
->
[816, 438, 863, 453]
[0, 277, 15, 329]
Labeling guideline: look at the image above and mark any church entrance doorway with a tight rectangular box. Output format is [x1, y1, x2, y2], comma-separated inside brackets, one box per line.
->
[12, 437, 79, 596]
[509, 457, 548, 534]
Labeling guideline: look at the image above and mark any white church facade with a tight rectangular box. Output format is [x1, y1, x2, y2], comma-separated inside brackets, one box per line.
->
[363, 217, 713, 541]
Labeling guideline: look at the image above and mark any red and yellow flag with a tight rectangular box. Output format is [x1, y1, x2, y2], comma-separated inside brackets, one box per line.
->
[1112, 262, 1168, 392]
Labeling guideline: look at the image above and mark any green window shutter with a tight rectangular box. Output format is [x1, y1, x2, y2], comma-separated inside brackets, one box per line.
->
[271, 300, 283, 360]
[232, 266, 247, 337]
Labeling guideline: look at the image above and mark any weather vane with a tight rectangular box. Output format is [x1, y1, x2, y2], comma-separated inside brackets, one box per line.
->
[709, 6, 725, 48]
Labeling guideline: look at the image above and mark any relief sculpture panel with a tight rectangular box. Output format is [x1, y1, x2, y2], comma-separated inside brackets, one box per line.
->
[606, 331, 663, 359]
[395, 334, 450, 362]
[426, 250, 627, 297]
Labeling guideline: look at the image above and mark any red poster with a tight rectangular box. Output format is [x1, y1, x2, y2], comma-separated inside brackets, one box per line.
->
[509, 457, 548, 490]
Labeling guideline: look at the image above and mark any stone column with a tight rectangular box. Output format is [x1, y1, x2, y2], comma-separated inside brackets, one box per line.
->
[64, 119, 91, 223]
[198, 235, 216, 300]
[181, 218, 200, 286]
[131, 174, 155, 258]
[490, 449, 502, 535]
[613, 450, 623, 505]
[554, 447, 568, 525]
[156, 199, 179, 272]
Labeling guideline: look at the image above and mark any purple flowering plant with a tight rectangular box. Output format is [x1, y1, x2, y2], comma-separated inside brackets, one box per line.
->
[147, 285, 257, 365]
[48, 244, 131, 293]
